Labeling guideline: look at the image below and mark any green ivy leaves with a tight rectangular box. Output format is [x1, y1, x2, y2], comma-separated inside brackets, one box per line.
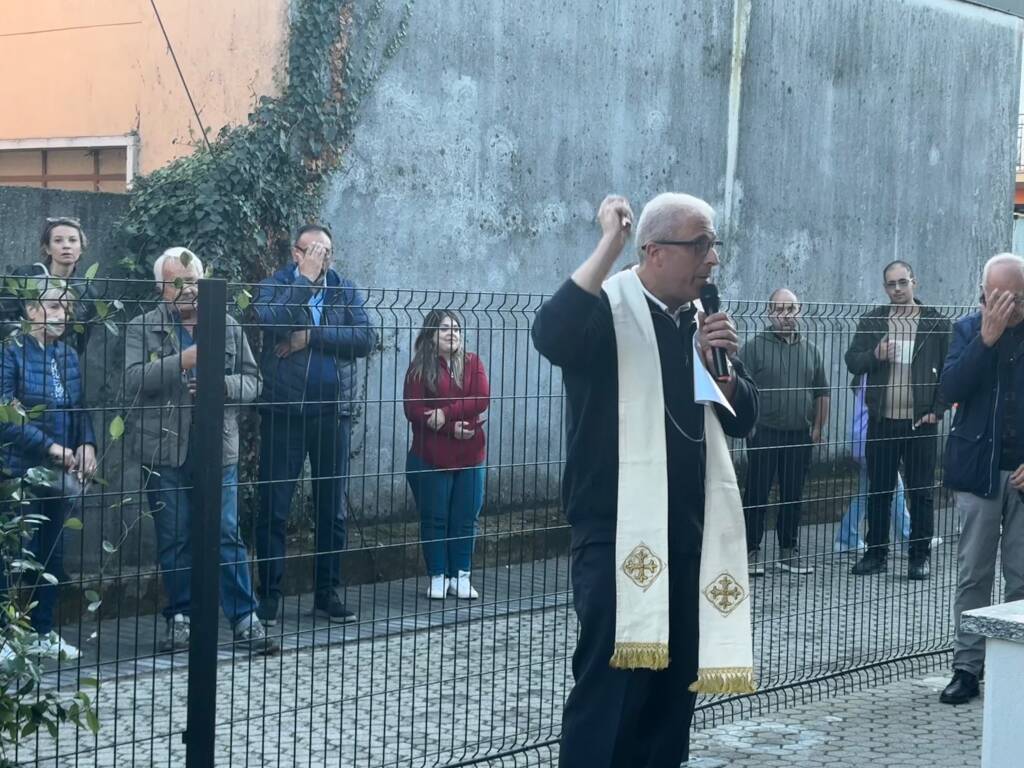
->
[114, 0, 415, 286]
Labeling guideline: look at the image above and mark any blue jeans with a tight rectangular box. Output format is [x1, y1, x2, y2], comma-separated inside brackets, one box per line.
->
[406, 453, 485, 576]
[256, 409, 350, 598]
[835, 463, 910, 550]
[145, 462, 257, 624]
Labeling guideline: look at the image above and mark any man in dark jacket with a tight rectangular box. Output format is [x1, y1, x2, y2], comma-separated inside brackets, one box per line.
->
[937, 253, 1024, 705]
[532, 193, 758, 767]
[252, 224, 377, 625]
[844, 261, 950, 579]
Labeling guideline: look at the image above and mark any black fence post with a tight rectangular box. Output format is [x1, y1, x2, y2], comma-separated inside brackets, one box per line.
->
[185, 278, 227, 768]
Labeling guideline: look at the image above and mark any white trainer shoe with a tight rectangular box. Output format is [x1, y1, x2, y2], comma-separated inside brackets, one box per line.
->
[43, 632, 81, 660]
[426, 575, 448, 600]
[448, 571, 479, 600]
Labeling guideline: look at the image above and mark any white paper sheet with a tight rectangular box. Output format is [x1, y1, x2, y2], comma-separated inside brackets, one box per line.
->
[693, 335, 736, 416]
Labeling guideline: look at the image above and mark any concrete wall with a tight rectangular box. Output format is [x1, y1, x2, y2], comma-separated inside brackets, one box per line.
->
[323, 0, 1022, 513]
[327, 0, 1020, 300]
[0, 186, 128, 271]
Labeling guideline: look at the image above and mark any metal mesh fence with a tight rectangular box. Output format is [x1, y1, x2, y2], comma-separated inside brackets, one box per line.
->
[0, 274, 997, 767]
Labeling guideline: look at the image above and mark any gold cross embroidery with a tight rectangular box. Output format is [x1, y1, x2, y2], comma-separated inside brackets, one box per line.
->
[703, 572, 747, 616]
[621, 544, 664, 592]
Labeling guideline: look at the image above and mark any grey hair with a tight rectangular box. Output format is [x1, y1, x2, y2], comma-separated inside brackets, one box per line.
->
[635, 193, 716, 261]
[153, 247, 204, 285]
[982, 253, 1024, 286]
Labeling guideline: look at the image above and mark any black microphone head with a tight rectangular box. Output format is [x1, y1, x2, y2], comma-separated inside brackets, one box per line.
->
[699, 283, 720, 313]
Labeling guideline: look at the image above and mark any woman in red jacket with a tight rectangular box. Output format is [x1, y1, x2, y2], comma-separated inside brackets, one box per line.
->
[404, 310, 489, 600]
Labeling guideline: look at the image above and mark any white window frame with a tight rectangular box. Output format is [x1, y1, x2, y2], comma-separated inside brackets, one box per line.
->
[0, 134, 139, 189]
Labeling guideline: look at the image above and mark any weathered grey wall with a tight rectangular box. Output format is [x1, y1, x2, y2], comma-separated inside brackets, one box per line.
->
[0, 186, 127, 273]
[324, 0, 1022, 515]
[327, 0, 1020, 301]
[728, 0, 1020, 304]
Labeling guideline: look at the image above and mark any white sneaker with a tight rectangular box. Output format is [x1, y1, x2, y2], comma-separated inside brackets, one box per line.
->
[426, 575, 448, 600]
[447, 571, 479, 600]
[44, 632, 81, 661]
[0, 642, 17, 664]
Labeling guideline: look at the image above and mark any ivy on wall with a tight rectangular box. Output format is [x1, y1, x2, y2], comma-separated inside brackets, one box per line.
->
[116, 0, 414, 289]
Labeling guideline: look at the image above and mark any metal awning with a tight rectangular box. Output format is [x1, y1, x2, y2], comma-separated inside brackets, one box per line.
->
[961, 0, 1024, 18]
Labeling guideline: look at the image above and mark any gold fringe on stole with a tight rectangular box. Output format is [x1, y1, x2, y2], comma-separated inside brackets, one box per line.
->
[687, 667, 756, 694]
[608, 642, 669, 670]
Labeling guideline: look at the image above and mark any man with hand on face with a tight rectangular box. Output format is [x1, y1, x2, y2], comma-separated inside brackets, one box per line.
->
[252, 224, 377, 626]
[532, 193, 758, 767]
[937, 253, 1024, 705]
[844, 261, 950, 580]
[125, 248, 275, 655]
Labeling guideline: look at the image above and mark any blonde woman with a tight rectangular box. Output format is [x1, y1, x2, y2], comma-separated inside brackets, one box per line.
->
[0, 282, 96, 659]
[404, 310, 489, 600]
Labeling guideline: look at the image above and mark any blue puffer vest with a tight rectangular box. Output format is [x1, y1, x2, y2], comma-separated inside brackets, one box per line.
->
[0, 338, 96, 477]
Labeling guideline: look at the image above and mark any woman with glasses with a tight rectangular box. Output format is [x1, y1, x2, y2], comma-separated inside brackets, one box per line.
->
[1, 217, 100, 352]
[0, 281, 97, 661]
[403, 310, 489, 600]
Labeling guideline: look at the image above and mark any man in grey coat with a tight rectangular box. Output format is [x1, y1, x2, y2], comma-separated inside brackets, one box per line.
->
[125, 247, 276, 654]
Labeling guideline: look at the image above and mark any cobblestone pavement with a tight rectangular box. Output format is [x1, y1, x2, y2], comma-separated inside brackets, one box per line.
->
[526, 672, 983, 768]
[15, 516, 990, 767]
[684, 672, 982, 767]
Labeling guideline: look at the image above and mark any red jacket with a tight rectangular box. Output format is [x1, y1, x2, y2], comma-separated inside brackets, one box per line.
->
[404, 352, 489, 469]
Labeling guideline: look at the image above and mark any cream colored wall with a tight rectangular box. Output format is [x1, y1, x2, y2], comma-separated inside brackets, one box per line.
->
[0, 0, 289, 174]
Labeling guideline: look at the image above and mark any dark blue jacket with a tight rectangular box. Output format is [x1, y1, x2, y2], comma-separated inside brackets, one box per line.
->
[0, 338, 96, 477]
[940, 312, 1018, 498]
[252, 266, 377, 414]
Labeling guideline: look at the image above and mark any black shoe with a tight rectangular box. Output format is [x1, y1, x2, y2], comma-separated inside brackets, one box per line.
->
[939, 669, 979, 704]
[851, 550, 887, 575]
[908, 556, 930, 580]
[256, 594, 281, 627]
[314, 591, 358, 623]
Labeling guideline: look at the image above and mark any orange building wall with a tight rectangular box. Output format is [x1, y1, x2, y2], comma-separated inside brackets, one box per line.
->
[0, 0, 289, 174]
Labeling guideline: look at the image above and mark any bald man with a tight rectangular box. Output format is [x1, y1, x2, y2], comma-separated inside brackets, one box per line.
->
[938, 253, 1024, 705]
[740, 289, 830, 575]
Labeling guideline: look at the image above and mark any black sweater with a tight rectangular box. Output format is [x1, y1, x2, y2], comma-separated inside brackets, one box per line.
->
[532, 279, 759, 554]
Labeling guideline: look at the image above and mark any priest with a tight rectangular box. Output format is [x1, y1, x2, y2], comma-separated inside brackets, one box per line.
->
[532, 193, 759, 767]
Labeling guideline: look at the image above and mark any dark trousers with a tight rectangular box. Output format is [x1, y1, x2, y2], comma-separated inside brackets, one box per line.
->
[0, 492, 70, 635]
[26, 495, 67, 635]
[256, 409, 350, 598]
[865, 418, 937, 559]
[560, 543, 700, 768]
[743, 427, 812, 552]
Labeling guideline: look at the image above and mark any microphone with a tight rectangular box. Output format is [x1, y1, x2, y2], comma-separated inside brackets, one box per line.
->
[698, 283, 731, 382]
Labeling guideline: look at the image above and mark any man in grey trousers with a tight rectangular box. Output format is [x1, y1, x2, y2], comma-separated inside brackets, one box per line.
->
[937, 253, 1024, 704]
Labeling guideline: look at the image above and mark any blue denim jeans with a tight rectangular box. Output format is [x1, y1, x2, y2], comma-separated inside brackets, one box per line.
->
[406, 453, 485, 576]
[145, 462, 257, 624]
[835, 462, 910, 550]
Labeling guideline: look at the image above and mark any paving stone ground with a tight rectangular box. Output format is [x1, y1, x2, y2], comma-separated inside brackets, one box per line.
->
[11, 515, 996, 767]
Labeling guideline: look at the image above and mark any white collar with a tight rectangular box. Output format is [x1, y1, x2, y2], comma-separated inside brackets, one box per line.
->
[637, 279, 692, 326]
